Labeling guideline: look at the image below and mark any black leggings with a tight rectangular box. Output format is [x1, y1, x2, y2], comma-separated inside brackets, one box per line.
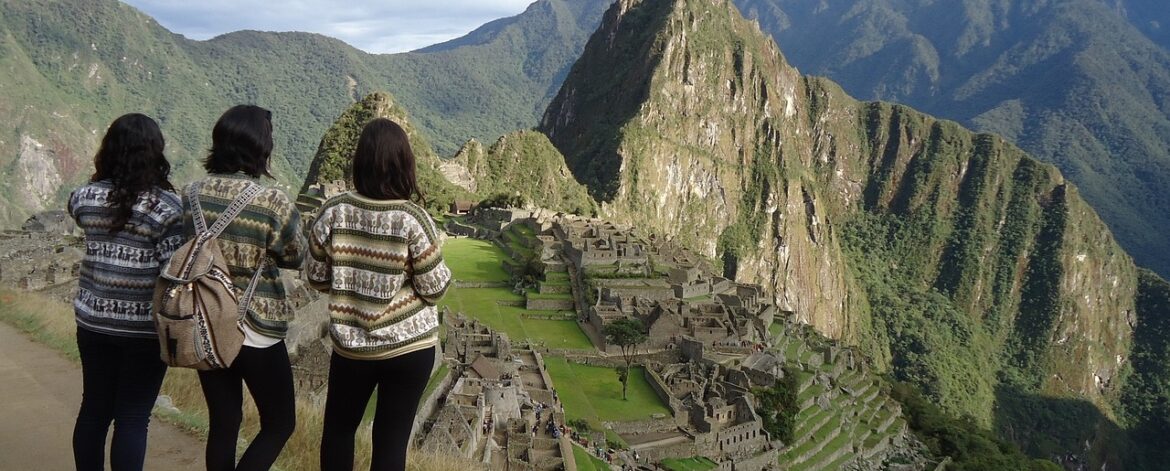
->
[73, 327, 167, 471]
[320, 347, 435, 471]
[198, 343, 296, 471]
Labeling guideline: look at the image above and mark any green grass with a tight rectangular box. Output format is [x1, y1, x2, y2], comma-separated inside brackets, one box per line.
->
[423, 363, 450, 399]
[439, 288, 592, 350]
[0, 290, 80, 361]
[661, 457, 718, 471]
[526, 290, 573, 300]
[769, 322, 784, 340]
[543, 357, 671, 427]
[511, 224, 536, 237]
[572, 444, 610, 471]
[443, 238, 513, 283]
[788, 428, 854, 471]
[545, 272, 571, 282]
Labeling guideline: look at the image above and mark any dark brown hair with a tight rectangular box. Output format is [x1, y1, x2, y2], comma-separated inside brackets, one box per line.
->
[352, 118, 425, 204]
[91, 113, 174, 232]
[204, 105, 274, 178]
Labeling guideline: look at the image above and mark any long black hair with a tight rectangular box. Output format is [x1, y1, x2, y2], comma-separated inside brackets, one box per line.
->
[204, 105, 274, 178]
[352, 118, 426, 204]
[91, 113, 174, 232]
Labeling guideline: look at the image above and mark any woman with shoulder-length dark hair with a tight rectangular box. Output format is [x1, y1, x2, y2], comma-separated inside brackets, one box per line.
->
[308, 118, 452, 471]
[186, 105, 305, 471]
[68, 113, 183, 471]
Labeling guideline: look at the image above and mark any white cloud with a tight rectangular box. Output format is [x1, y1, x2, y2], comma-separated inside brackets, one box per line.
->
[120, 0, 537, 53]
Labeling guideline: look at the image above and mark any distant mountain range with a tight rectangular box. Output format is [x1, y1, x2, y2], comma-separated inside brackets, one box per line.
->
[0, 0, 612, 225]
[732, 0, 1170, 278]
[5, 0, 1170, 283]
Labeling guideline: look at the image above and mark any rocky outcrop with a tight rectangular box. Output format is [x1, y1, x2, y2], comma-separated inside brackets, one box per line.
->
[451, 131, 595, 215]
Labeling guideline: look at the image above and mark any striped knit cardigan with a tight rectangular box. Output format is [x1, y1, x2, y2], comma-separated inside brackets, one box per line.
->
[306, 192, 452, 360]
[69, 181, 185, 337]
[182, 173, 306, 339]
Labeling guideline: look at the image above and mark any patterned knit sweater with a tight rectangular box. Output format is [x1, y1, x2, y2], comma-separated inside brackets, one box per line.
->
[69, 181, 184, 338]
[307, 192, 452, 360]
[183, 173, 305, 339]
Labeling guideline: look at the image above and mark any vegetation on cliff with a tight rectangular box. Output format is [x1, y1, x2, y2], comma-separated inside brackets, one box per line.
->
[300, 94, 595, 215]
[539, 0, 1168, 467]
[453, 131, 597, 215]
[298, 92, 467, 213]
[734, 0, 1170, 278]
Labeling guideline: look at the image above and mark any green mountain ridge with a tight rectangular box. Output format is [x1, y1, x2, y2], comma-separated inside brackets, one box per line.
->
[298, 91, 594, 216]
[6, 0, 1170, 287]
[732, 0, 1170, 278]
[0, 0, 613, 226]
[540, 0, 1169, 466]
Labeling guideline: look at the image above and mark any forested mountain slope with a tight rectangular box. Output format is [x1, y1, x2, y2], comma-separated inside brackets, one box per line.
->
[540, 0, 1169, 466]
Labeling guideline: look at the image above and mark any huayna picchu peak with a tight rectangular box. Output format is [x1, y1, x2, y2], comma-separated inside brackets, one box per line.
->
[298, 92, 595, 217]
[542, 0, 1169, 467]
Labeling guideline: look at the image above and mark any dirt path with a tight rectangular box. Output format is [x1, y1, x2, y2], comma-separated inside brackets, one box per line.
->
[0, 323, 203, 470]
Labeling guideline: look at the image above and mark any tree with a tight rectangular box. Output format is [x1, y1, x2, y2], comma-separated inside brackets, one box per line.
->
[754, 367, 797, 444]
[478, 192, 526, 209]
[603, 318, 647, 400]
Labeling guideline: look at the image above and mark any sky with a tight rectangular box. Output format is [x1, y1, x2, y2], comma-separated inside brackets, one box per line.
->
[119, 0, 537, 54]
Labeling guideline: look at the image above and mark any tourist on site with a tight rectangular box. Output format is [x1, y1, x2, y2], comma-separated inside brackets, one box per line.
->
[309, 118, 452, 471]
[187, 105, 305, 471]
[68, 113, 183, 471]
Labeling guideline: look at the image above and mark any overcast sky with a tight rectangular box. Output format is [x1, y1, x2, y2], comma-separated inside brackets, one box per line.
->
[119, 0, 537, 54]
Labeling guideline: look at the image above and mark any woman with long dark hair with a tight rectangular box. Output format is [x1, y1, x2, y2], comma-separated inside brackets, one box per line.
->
[308, 118, 451, 471]
[68, 113, 183, 471]
[186, 105, 304, 471]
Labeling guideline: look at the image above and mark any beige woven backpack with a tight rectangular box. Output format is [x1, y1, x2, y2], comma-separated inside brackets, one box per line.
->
[152, 181, 266, 370]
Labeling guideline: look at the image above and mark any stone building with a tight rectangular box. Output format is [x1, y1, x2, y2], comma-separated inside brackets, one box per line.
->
[630, 360, 779, 470]
[419, 314, 572, 470]
[22, 211, 76, 235]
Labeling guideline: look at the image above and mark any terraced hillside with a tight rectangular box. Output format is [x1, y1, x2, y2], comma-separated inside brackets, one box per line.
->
[773, 334, 910, 469]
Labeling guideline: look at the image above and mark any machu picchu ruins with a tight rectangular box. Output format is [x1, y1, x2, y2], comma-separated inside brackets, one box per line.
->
[1, 203, 933, 470]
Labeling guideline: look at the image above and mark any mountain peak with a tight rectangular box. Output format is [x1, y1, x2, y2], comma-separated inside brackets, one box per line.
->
[298, 91, 439, 196]
[538, 0, 1147, 459]
[541, 0, 797, 202]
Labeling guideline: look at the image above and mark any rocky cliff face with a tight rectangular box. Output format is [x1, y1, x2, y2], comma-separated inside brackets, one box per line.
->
[731, 0, 1170, 281]
[542, 0, 868, 341]
[540, 0, 1147, 449]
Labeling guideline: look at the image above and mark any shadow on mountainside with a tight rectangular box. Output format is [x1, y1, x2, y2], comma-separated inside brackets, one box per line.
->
[992, 385, 1160, 470]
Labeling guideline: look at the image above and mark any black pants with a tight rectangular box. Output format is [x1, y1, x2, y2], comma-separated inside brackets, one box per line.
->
[73, 326, 168, 471]
[320, 347, 436, 471]
[198, 343, 296, 471]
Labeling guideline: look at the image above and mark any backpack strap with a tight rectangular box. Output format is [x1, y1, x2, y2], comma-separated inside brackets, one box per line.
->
[238, 254, 267, 318]
[188, 180, 270, 317]
[189, 181, 263, 241]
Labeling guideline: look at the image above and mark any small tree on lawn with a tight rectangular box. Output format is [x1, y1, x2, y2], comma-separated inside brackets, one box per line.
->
[604, 318, 647, 400]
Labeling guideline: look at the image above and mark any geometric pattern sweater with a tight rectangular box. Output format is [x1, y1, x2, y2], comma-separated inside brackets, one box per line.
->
[307, 192, 451, 360]
[182, 173, 305, 339]
[68, 181, 185, 338]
